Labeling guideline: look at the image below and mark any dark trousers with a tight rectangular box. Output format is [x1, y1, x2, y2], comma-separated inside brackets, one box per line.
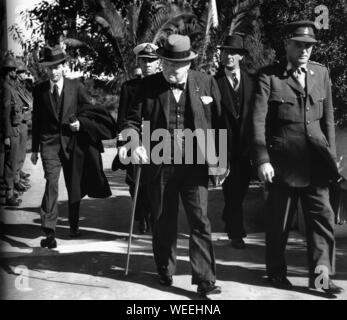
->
[4, 131, 20, 198]
[149, 164, 216, 285]
[41, 149, 80, 233]
[127, 165, 151, 225]
[222, 156, 251, 239]
[266, 182, 336, 278]
[0, 143, 5, 202]
[15, 122, 28, 183]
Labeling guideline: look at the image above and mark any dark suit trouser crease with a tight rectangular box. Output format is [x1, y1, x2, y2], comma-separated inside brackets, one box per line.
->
[222, 157, 251, 239]
[41, 149, 80, 233]
[149, 165, 216, 285]
[266, 182, 336, 278]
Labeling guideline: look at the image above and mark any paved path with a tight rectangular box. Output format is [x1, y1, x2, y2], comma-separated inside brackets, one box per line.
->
[1, 149, 347, 300]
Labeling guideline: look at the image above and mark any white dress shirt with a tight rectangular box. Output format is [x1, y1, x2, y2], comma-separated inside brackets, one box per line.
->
[50, 77, 64, 96]
[225, 67, 241, 91]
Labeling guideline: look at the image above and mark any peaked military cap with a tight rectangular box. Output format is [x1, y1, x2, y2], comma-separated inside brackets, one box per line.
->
[133, 43, 159, 59]
[283, 20, 317, 43]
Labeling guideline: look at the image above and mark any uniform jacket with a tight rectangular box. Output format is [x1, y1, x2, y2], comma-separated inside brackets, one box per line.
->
[123, 70, 223, 183]
[1, 79, 25, 138]
[252, 60, 338, 187]
[215, 68, 254, 162]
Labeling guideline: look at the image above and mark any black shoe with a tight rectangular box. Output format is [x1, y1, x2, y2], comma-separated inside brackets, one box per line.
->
[69, 228, 82, 238]
[197, 281, 222, 297]
[40, 236, 57, 249]
[19, 179, 31, 188]
[14, 182, 28, 192]
[5, 196, 21, 206]
[268, 275, 293, 289]
[159, 274, 173, 286]
[20, 171, 30, 179]
[231, 238, 246, 249]
[309, 278, 344, 294]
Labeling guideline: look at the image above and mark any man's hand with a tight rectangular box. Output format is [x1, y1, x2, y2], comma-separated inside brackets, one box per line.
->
[69, 120, 80, 132]
[31, 152, 39, 165]
[132, 146, 149, 164]
[257, 162, 275, 183]
[4, 138, 10, 148]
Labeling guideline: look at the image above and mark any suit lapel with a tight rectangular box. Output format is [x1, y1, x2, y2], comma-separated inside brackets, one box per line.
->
[157, 74, 170, 128]
[44, 81, 59, 120]
[218, 74, 239, 118]
[306, 67, 316, 95]
[287, 75, 305, 95]
[61, 77, 73, 120]
[187, 70, 207, 130]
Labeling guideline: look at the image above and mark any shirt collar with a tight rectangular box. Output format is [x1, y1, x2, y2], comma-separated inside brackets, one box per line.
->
[50, 77, 64, 94]
[225, 67, 240, 78]
[286, 61, 308, 72]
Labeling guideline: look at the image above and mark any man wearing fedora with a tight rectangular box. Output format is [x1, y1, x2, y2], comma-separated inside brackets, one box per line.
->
[215, 33, 254, 249]
[114, 43, 160, 234]
[31, 46, 114, 249]
[1, 55, 24, 206]
[252, 20, 343, 294]
[120, 34, 223, 297]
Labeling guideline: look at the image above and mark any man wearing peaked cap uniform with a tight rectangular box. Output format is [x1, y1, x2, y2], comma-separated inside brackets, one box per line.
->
[252, 20, 344, 294]
[114, 42, 160, 234]
[0, 55, 24, 206]
[215, 33, 254, 249]
[120, 34, 224, 297]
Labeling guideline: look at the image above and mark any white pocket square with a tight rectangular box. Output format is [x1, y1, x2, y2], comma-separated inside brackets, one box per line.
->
[200, 96, 213, 104]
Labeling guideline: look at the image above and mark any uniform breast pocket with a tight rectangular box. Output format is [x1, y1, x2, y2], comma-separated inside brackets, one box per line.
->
[269, 92, 298, 122]
[309, 90, 325, 119]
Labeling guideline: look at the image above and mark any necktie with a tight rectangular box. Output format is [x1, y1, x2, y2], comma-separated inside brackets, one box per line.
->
[169, 82, 185, 91]
[231, 72, 239, 89]
[53, 84, 59, 105]
[293, 67, 306, 89]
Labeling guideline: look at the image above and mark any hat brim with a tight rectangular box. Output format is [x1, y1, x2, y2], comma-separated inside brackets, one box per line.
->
[137, 54, 159, 59]
[156, 48, 198, 62]
[217, 46, 248, 54]
[289, 36, 317, 43]
[40, 57, 68, 67]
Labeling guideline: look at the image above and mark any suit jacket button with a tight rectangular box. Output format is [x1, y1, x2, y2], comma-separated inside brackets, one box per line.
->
[306, 120, 310, 124]
[306, 107, 310, 111]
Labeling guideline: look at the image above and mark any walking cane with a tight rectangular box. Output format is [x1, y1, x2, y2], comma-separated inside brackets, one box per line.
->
[283, 196, 292, 233]
[125, 163, 142, 276]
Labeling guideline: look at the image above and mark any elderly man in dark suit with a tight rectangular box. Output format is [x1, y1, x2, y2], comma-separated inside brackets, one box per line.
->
[31, 46, 115, 249]
[120, 34, 224, 297]
[215, 34, 254, 249]
[252, 20, 343, 294]
[114, 43, 160, 234]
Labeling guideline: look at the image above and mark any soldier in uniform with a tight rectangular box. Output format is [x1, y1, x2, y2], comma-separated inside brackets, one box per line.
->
[14, 59, 33, 191]
[252, 21, 344, 294]
[1, 56, 24, 206]
[114, 43, 160, 234]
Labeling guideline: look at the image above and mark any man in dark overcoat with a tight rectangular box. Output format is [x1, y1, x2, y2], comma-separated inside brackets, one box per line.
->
[31, 46, 115, 249]
[114, 43, 160, 234]
[252, 21, 343, 294]
[215, 34, 254, 249]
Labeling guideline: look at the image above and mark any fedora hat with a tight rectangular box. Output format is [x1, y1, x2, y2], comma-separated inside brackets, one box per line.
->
[156, 34, 198, 62]
[134, 43, 159, 59]
[283, 20, 317, 43]
[218, 33, 248, 54]
[1, 55, 17, 70]
[41, 46, 68, 67]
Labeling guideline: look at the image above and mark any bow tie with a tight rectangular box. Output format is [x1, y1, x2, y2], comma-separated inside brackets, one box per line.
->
[168, 82, 186, 91]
